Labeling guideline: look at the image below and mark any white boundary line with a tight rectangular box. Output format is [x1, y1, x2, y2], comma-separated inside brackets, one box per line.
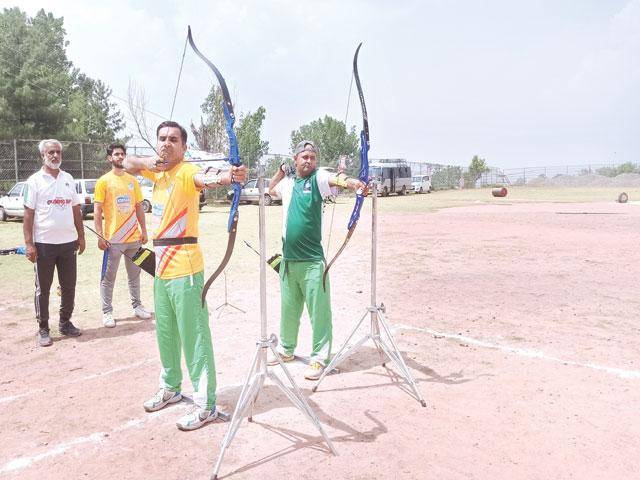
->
[0, 432, 108, 474]
[394, 323, 640, 379]
[0, 359, 155, 405]
[0, 382, 243, 475]
[3, 324, 637, 474]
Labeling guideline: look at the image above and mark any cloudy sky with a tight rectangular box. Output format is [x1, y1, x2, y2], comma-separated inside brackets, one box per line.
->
[3, 0, 639, 168]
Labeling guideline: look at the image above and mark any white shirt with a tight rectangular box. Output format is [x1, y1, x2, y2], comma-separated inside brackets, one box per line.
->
[24, 168, 80, 244]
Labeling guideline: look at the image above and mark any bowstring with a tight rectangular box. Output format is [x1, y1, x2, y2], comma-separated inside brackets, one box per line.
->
[161, 29, 197, 276]
[170, 33, 189, 120]
[325, 69, 355, 256]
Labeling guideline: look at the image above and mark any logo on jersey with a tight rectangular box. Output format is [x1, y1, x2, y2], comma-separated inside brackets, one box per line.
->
[116, 195, 132, 213]
[151, 202, 165, 235]
[47, 197, 73, 210]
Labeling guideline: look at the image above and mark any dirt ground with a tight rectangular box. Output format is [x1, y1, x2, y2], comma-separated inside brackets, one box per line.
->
[1, 194, 639, 479]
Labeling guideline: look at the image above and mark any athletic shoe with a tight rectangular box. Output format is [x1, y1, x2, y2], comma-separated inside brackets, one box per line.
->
[143, 388, 182, 412]
[134, 305, 152, 319]
[304, 362, 324, 381]
[102, 312, 115, 328]
[59, 321, 81, 337]
[37, 328, 53, 347]
[176, 407, 218, 431]
[267, 351, 295, 366]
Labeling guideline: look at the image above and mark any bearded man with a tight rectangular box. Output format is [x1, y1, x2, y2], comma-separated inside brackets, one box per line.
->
[23, 139, 85, 347]
[94, 143, 151, 328]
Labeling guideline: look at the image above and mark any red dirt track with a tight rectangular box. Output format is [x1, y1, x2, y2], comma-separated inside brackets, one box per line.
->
[1, 200, 639, 479]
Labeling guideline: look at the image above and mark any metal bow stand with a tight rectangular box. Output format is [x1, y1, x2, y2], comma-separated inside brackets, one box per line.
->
[312, 182, 426, 407]
[214, 270, 246, 318]
[211, 160, 337, 480]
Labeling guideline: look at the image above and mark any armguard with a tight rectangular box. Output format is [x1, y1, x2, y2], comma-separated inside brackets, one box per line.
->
[334, 172, 349, 188]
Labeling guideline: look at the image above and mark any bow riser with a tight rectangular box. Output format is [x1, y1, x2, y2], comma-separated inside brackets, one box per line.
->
[228, 183, 241, 231]
[223, 101, 242, 232]
[347, 129, 370, 229]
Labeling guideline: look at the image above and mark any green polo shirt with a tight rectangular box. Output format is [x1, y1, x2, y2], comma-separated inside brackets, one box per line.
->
[276, 169, 333, 262]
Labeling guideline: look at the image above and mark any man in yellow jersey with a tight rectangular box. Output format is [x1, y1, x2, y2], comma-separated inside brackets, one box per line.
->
[94, 144, 151, 328]
[125, 121, 246, 431]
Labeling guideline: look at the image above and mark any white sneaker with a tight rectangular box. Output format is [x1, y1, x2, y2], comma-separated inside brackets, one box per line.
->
[102, 312, 116, 328]
[267, 351, 295, 366]
[134, 305, 152, 319]
[143, 388, 182, 412]
[176, 406, 218, 431]
[304, 361, 325, 381]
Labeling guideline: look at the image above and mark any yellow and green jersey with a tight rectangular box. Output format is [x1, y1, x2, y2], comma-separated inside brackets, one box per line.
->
[141, 162, 204, 279]
[94, 170, 143, 243]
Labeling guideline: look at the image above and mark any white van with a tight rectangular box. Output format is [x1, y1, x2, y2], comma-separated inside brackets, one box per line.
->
[412, 175, 432, 194]
[369, 160, 412, 196]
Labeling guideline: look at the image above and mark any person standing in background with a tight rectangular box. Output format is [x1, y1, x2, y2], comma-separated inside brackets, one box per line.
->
[94, 143, 152, 328]
[23, 139, 85, 347]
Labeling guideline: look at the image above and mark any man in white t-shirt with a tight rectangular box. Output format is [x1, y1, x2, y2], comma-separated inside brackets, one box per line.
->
[23, 139, 86, 347]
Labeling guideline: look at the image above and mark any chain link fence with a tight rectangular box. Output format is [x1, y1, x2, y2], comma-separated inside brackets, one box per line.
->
[500, 163, 640, 185]
[0, 139, 113, 193]
[407, 161, 640, 189]
[2, 139, 637, 194]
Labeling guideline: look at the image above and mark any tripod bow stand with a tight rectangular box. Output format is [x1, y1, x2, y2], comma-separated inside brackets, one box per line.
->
[312, 182, 426, 407]
[211, 160, 337, 480]
[214, 270, 245, 318]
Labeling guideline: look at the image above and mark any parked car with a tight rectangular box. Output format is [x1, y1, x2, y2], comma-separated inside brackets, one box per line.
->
[75, 178, 97, 218]
[227, 178, 282, 206]
[138, 176, 206, 213]
[0, 181, 26, 221]
[0, 178, 96, 221]
[412, 174, 432, 194]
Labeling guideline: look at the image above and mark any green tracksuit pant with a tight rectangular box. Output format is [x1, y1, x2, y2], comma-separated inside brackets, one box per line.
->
[154, 271, 216, 409]
[279, 260, 332, 365]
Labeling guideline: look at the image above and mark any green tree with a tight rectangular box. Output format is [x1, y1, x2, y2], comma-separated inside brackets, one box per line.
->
[0, 8, 71, 138]
[0, 7, 124, 140]
[236, 106, 269, 174]
[190, 86, 228, 153]
[64, 72, 125, 142]
[290, 115, 358, 170]
[465, 155, 489, 187]
[596, 162, 639, 177]
[432, 165, 462, 190]
[265, 154, 287, 177]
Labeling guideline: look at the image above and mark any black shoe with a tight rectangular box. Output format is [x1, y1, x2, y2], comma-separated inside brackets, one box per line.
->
[59, 321, 81, 337]
[37, 328, 53, 347]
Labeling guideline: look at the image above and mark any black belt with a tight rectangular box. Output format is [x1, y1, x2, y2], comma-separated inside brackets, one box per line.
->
[153, 237, 198, 247]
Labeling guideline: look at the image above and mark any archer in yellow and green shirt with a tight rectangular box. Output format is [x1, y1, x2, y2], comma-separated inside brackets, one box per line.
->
[125, 121, 246, 431]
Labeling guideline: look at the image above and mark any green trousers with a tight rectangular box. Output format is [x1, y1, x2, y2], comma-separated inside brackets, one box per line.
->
[154, 271, 216, 409]
[279, 260, 332, 365]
